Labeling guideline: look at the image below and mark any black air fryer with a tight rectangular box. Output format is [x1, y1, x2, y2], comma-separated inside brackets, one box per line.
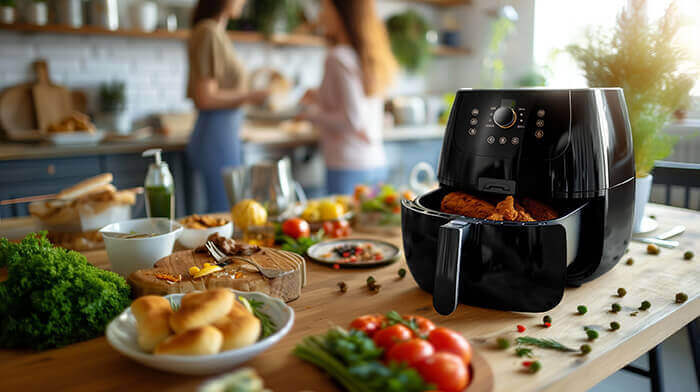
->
[401, 88, 635, 315]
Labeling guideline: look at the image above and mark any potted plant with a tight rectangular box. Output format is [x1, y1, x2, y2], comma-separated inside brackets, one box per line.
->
[0, 0, 16, 24]
[247, 0, 301, 37]
[568, 0, 695, 233]
[98, 81, 130, 134]
[27, 0, 47, 26]
[386, 10, 432, 73]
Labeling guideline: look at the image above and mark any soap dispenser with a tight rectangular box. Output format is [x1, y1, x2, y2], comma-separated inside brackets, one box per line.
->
[142, 148, 175, 220]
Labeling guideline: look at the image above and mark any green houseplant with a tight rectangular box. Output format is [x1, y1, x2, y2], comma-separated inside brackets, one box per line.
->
[386, 10, 432, 73]
[98, 81, 130, 134]
[567, 0, 695, 231]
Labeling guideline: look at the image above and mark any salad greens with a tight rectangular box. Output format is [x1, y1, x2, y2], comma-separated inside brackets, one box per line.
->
[277, 229, 324, 255]
[0, 232, 131, 350]
[294, 327, 434, 392]
[359, 185, 402, 226]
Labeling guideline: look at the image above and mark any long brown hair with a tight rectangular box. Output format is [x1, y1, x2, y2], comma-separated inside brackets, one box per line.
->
[330, 0, 398, 96]
[191, 0, 229, 27]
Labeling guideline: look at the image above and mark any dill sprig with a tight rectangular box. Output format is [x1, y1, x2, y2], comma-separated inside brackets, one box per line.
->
[515, 336, 577, 352]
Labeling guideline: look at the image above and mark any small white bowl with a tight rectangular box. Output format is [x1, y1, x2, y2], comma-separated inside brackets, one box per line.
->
[106, 291, 294, 375]
[100, 218, 183, 277]
[178, 221, 233, 249]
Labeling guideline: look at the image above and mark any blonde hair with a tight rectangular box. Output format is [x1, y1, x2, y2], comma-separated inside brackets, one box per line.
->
[330, 0, 398, 96]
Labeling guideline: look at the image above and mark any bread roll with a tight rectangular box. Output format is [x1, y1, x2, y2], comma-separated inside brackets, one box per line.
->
[131, 296, 173, 352]
[154, 325, 223, 356]
[170, 289, 234, 333]
[212, 311, 261, 351]
[57, 173, 113, 200]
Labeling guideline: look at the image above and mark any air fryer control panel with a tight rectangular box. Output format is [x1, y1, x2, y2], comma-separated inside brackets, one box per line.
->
[452, 90, 571, 160]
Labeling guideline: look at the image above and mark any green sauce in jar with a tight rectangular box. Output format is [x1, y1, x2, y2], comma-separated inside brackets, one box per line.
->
[145, 185, 174, 219]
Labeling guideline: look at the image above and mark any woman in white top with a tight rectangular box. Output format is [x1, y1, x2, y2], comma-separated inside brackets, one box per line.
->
[300, 0, 398, 195]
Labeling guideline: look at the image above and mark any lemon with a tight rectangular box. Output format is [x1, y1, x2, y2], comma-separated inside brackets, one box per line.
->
[319, 200, 344, 221]
[232, 199, 268, 230]
[334, 195, 352, 213]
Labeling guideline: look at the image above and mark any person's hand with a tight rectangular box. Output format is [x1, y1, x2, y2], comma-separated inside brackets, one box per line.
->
[246, 89, 270, 106]
[300, 89, 318, 105]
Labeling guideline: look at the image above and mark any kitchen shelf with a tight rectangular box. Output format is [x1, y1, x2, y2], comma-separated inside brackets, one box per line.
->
[393, 0, 472, 6]
[0, 23, 326, 47]
[432, 45, 471, 56]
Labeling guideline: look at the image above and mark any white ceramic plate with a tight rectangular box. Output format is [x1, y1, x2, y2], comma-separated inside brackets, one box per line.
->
[106, 290, 294, 375]
[306, 238, 401, 268]
[178, 221, 234, 249]
[45, 130, 105, 145]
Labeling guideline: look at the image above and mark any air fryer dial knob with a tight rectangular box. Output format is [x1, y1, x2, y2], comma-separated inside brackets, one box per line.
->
[493, 107, 517, 129]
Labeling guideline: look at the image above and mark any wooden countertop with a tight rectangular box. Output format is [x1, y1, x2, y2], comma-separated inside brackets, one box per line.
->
[0, 124, 445, 161]
[0, 203, 697, 391]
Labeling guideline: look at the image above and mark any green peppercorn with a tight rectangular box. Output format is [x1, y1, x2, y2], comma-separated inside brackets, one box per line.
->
[639, 300, 651, 311]
[366, 276, 376, 285]
[580, 344, 592, 355]
[577, 305, 588, 315]
[610, 321, 620, 331]
[543, 315, 552, 324]
[528, 361, 542, 374]
[617, 288, 627, 297]
[647, 244, 660, 255]
[497, 337, 511, 349]
[630, 311, 639, 317]
[611, 303, 622, 313]
[675, 293, 688, 304]
[684, 251, 694, 260]
[625, 258, 634, 265]
[586, 329, 599, 340]
[398, 268, 407, 278]
[515, 347, 533, 358]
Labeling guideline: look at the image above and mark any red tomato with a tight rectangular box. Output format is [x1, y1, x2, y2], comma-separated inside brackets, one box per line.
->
[392, 205, 401, 214]
[386, 338, 434, 366]
[427, 327, 473, 366]
[415, 352, 469, 392]
[281, 218, 310, 239]
[373, 324, 413, 351]
[404, 315, 436, 335]
[384, 193, 398, 205]
[322, 221, 335, 235]
[349, 315, 382, 337]
[354, 185, 371, 201]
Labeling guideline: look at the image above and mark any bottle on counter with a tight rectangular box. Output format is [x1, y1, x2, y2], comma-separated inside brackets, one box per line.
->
[142, 148, 175, 220]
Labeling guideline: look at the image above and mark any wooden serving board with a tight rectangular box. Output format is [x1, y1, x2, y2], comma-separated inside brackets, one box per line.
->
[127, 247, 306, 302]
[32, 60, 73, 132]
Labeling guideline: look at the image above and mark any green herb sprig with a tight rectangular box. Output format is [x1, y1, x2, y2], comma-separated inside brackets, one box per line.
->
[515, 336, 577, 352]
[239, 296, 277, 338]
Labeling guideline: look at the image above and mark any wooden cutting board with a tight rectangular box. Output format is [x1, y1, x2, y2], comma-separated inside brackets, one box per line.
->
[127, 248, 306, 302]
[32, 60, 73, 132]
[0, 83, 36, 132]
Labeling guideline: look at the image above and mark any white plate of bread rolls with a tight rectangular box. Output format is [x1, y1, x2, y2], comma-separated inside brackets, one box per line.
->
[106, 289, 294, 375]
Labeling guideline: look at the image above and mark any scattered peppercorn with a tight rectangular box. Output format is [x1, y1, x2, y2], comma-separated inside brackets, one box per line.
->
[639, 300, 651, 311]
[630, 311, 639, 317]
[580, 344, 592, 355]
[366, 276, 376, 285]
[675, 293, 688, 304]
[577, 305, 588, 315]
[497, 337, 511, 349]
[337, 281, 347, 293]
[610, 321, 620, 331]
[684, 251, 694, 260]
[515, 347, 533, 358]
[524, 360, 542, 374]
[586, 329, 599, 341]
[626, 258, 634, 265]
[517, 325, 526, 333]
[543, 315, 552, 324]
[647, 244, 660, 255]
[649, 215, 656, 220]
[398, 268, 407, 278]
[617, 288, 627, 297]
[611, 303, 622, 313]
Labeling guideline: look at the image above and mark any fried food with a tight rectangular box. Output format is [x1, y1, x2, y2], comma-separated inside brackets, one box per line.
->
[180, 214, 230, 229]
[522, 198, 559, 221]
[170, 289, 235, 334]
[154, 325, 223, 356]
[441, 192, 557, 222]
[131, 296, 173, 352]
[47, 111, 96, 133]
[440, 192, 496, 219]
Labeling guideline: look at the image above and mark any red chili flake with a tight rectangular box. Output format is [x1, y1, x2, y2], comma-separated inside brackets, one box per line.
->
[333, 263, 340, 270]
[544, 322, 551, 328]
[374, 254, 383, 261]
[517, 325, 526, 333]
[522, 361, 533, 367]
[154, 272, 181, 282]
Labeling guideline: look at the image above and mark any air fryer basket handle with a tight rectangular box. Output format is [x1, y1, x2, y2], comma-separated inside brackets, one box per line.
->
[434, 218, 471, 315]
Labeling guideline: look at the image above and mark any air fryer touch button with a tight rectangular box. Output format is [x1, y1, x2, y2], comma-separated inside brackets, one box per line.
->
[468, 128, 477, 136]
[535, 129, 544, 139]
[511, 137, 520, 145]
[499, 137, 507, 145]
[486, 136, 496, 144]
[537, 109, 546, 118]
[536, 119, 545, 128]
[470, 118, 478, 126]
[471, 108, 479, 116]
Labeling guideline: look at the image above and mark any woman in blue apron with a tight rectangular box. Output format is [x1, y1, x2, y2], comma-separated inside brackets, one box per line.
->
[187, 0, 268, 212]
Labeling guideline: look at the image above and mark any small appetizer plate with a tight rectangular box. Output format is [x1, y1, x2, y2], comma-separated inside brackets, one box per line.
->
[45, 130, 106, 146]
[106, 290, 294, 375]
[306, 238, 401, 268]
[178, 221, 234, 249]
